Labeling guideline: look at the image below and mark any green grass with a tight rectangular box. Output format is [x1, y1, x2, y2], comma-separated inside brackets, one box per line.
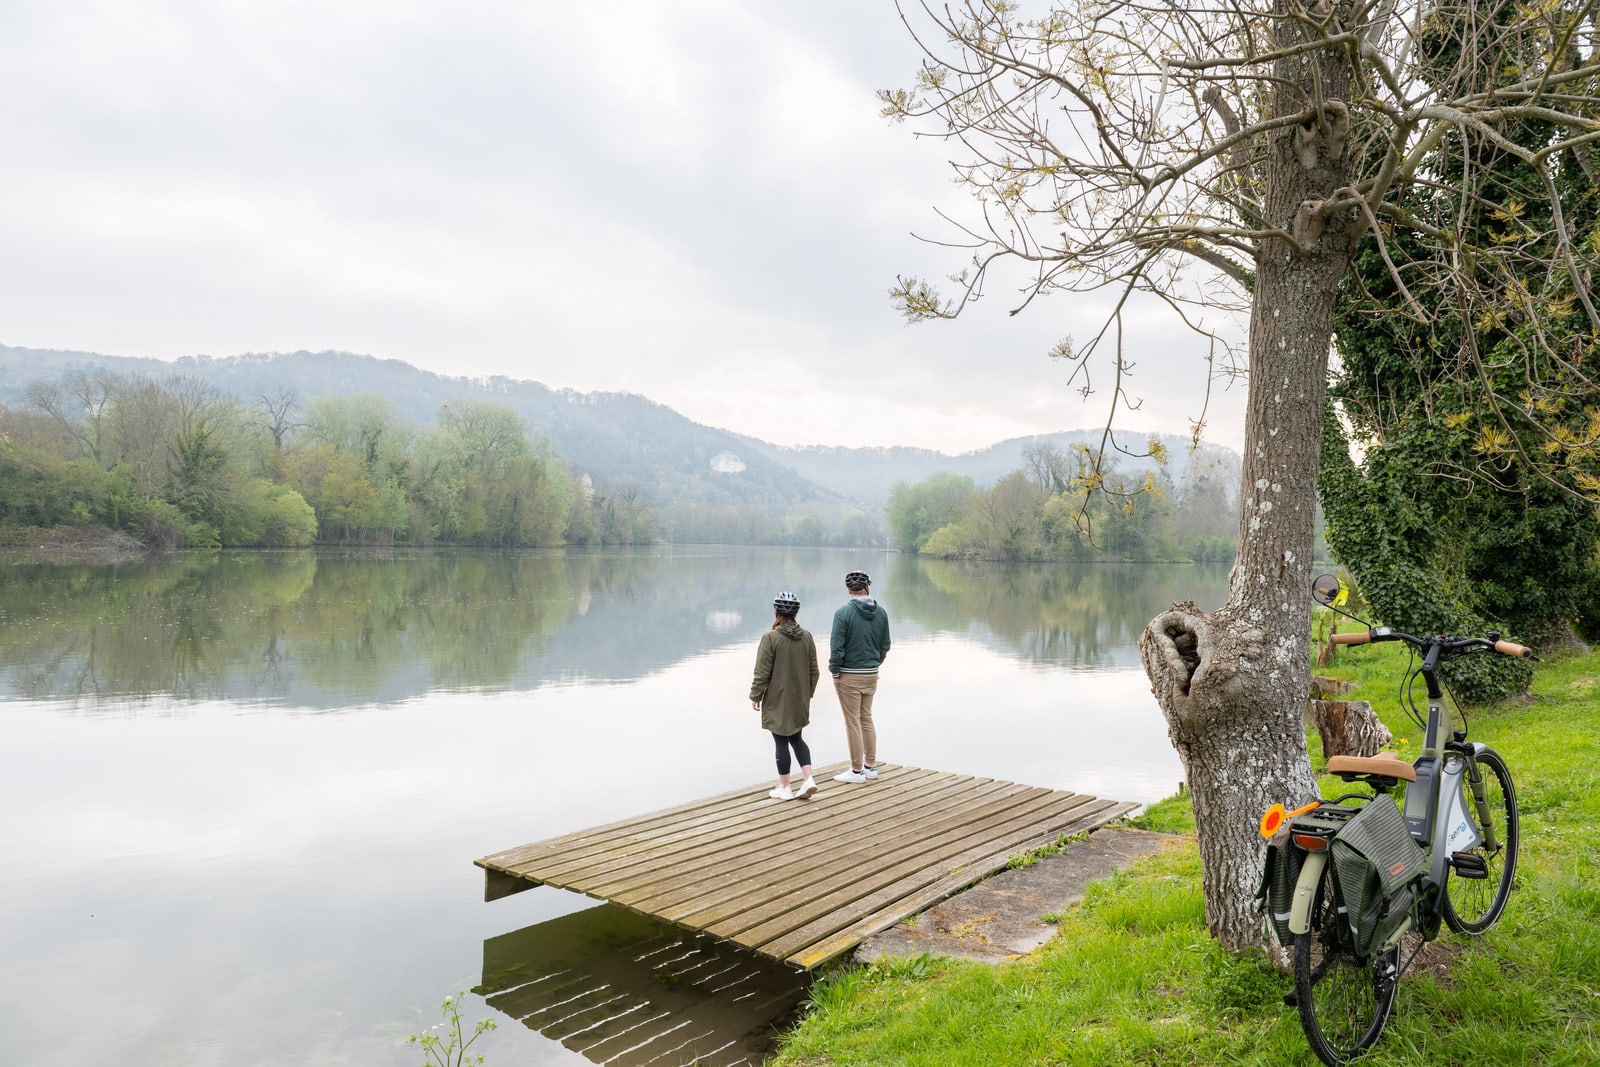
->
[772, 644, 1600, 1066]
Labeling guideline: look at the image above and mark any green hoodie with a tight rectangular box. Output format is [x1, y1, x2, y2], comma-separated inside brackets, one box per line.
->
[829, 596, 891, 677]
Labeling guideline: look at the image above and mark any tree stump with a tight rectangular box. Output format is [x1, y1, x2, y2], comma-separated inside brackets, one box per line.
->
[1309, 699, 1392, 760]
[1309, 675, 1355, 700]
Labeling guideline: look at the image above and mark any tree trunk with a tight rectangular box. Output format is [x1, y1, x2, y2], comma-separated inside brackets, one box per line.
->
[1138, 2, 1358, 952]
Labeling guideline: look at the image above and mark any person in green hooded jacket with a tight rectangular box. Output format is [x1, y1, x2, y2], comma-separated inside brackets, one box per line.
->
[829, 570, 890, 783]
[749, 590, 820, 800]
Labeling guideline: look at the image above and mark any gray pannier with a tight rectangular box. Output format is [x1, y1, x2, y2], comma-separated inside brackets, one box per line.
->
[1327, 798, 1426, 955]
[1256, 824, 1305, 947]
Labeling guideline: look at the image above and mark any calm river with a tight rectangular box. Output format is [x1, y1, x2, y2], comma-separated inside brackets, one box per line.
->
[0, 546, 1230, 1066]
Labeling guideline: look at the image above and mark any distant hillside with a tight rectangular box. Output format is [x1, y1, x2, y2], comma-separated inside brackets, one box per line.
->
[737, 431, 1235, 511]
[0, 344, 1239, 516]
[0, 345, 849, 515]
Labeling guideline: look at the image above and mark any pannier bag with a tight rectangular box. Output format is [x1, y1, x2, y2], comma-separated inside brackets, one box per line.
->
[1328, 797, 1426, 955]
[1257, 824, 1304, 947]
[1256, 805, 1355, 947]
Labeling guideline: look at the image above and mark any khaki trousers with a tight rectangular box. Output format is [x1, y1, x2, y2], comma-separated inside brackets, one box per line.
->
[833, 672, 878, 771]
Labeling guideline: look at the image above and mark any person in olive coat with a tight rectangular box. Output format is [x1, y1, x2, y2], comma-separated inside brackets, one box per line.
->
[749, 591, 821, 800]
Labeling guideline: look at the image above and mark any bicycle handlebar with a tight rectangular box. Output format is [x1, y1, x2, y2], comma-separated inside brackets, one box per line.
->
[1328, 628, 1538, 661]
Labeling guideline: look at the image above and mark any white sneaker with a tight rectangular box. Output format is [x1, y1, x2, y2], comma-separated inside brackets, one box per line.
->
[768, 786, 794, 800]
[833, 769, 867, 784]
[862, 764, 879, 780]
[796, 778, 818, 798]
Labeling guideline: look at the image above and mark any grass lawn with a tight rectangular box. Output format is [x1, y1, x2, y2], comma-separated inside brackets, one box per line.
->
[771, 642, 1600, 1066]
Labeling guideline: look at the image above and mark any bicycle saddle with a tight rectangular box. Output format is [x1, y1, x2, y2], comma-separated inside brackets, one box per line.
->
[1327, 754, 1417, 783]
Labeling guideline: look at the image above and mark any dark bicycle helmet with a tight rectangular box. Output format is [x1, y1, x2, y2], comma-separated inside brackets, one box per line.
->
[773, 591, 800, 616]
[844, 571, 871, 591]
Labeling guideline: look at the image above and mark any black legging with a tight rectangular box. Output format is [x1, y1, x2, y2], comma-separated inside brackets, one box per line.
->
[771, 730, 812, 776]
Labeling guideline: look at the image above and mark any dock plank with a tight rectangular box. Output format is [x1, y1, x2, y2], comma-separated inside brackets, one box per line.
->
[718, 793, 1099, 947]
[476, 764, 1137, 969]
[679, 787, 1063, 934]
[628, 776, 1009, 916]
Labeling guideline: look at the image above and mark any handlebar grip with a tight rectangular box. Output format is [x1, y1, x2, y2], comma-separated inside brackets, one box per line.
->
[1494, 639, 1533, 659]
[1331, 630, 1372, 645]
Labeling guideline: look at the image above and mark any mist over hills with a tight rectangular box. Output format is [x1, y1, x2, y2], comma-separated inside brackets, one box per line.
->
[0, 344, 1236, 514]
[734, 431, 1226, 511]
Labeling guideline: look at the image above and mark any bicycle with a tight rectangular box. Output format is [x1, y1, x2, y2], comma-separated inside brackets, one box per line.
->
[1257, 573, 1528, 1065]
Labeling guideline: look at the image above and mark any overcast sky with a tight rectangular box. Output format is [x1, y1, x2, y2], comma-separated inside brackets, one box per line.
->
[1, 1, 1249, 455]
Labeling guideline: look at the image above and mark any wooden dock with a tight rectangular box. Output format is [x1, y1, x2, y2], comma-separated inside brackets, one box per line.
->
[476, 763, 1137, 970]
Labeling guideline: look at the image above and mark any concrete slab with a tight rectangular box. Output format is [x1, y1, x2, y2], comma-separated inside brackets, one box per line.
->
[854, 826, 1183, 964]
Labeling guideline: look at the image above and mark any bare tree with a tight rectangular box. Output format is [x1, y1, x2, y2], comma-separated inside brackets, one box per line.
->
[1174, 444, 1241, 540]
[1021, 439, 1070, 494]
[254, 387, 302, 452]
[106, 375, 181, 495]
[23, 368, 123, 467]
[885, 0, 1600, 950]
[166, 375, 235, 443]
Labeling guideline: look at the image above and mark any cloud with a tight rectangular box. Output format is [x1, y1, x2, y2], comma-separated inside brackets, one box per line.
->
[0, 0, 1247, 455]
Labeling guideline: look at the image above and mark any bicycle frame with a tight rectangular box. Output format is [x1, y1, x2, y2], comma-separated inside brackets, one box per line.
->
[1277, 574, 1526, 1065]
[1287, 631, 1482, 942]
[1406, 671, 1492, 893]
[1280, 604, 1516, 940]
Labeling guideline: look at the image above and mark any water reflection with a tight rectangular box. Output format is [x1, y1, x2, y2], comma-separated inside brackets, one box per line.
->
[891, 557, 1230, 669]
[0, 547, 1230, 707]
[479, 906, 808, 1067]
[0, 547, 1233, 1066]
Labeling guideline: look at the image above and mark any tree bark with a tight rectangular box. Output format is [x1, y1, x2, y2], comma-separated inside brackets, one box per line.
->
[1139, 1, 1358, 952]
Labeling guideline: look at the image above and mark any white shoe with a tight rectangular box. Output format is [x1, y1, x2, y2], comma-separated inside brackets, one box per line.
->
[862, 764, 879, 780]
[833, 769, 867, 784]
[768, 786, 794, 800]
[796, 778, 818, 798]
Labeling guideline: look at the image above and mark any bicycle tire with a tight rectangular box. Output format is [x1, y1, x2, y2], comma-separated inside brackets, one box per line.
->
[1441, 746, 1519, 934]
[1294, 868, 1399, 1065]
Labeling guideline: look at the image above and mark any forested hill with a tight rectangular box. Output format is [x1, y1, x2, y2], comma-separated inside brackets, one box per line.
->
[0, 345, 844, 514]
[736, 431, 1226, 511]
[0, 344, 1235, 514]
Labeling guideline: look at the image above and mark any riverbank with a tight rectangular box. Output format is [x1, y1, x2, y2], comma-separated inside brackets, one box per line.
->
[771, 643, 1600, 1066]
[0, 523, 149, 560]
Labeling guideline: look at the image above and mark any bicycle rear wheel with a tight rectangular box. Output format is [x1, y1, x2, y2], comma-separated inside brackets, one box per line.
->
[1442, 746, 1519, 934]
[1293, 869, 1398, 1065]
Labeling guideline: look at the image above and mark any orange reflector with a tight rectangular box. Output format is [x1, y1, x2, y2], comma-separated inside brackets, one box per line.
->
[1259, 805, 1285, 838]
[1292, 832, 1330, 852]
[1259, 799, 1321, 839]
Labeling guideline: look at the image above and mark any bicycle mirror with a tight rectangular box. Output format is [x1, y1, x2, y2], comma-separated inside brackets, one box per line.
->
[1311, 573, 1342, 606]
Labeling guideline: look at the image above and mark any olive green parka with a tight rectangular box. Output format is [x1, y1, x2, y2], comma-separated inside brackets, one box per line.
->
[749, 621, 819, 735]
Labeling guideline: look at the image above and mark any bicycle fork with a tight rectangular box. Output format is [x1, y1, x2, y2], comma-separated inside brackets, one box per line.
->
[1459, 745, 1500, 855]
[1436, 749, 1489, 882]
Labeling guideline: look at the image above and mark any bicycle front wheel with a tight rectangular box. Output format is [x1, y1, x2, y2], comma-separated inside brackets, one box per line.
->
[1293, 869, 1399, 1065]
[1442, 746, 1519, 934]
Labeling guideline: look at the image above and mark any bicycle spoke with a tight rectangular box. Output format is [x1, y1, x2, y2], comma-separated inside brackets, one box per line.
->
[1294, 873, 1397, 1064]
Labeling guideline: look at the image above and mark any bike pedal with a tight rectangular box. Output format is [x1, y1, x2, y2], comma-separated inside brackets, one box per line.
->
[1450, 852, 1488, 879]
